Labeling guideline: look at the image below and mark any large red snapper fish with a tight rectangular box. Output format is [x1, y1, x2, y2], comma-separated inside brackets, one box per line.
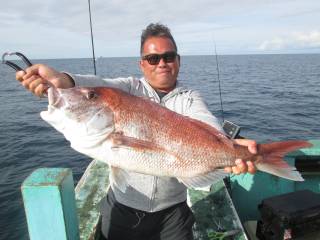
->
[40, 86, 312, 191]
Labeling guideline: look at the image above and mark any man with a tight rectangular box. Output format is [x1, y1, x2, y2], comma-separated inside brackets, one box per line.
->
[17, 23, 256, 240]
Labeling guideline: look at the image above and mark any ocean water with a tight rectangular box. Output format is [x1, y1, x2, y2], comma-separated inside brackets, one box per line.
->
[0, 54, 319, 239]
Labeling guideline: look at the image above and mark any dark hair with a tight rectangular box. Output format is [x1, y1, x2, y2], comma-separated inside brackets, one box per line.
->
[140, 23, 178, 55]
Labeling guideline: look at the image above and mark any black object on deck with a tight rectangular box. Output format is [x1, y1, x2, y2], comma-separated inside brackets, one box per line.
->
[295, 155, 320, 174]
[256, 190, 320, 240]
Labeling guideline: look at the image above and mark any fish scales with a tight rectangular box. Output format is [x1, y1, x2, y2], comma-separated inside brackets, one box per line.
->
[107, 89, 236, 165]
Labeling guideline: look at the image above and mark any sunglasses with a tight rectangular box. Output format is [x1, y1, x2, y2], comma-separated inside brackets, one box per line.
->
[142, 51, 179, 65]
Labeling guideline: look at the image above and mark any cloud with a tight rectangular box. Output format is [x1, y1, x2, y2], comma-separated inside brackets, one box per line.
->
[258, 30, 320, 51]
[295, 30, 320, 46]
[1, 0, 267, 57]
[1, 0, 320, 57]
[0, 0, 281, 39]
[258, 38, 287, 50]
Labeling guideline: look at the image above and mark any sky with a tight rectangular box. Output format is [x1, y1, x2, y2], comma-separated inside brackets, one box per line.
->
[1, 0, 320, 59]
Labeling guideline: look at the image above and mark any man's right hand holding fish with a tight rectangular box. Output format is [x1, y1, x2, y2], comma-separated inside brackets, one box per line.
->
[16, 64, 74, 96]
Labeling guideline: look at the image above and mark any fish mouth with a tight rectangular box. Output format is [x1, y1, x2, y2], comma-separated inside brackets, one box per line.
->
[47, 87, 64, 108]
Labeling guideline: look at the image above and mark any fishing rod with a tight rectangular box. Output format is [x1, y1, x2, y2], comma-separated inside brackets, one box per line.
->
[213, 39, 224, 123]
[213, 38, 241, 139]
[88, 0, 97, 75]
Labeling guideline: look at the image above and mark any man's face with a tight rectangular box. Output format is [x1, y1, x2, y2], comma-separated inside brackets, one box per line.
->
[140, 37, 180, 93]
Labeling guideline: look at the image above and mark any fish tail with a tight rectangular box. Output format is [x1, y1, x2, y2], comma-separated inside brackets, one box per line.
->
[255, 140, 312, 181]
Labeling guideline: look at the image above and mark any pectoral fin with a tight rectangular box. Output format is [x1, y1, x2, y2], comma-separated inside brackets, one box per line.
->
[109, 132, 163, 152]
[107, 132, 180, 176]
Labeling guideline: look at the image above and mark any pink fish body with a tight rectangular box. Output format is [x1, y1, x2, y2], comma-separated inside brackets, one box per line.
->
[41, 87, 312, 189]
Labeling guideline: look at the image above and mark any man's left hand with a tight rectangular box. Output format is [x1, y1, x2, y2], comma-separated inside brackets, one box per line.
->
[224, 139, 257, 175]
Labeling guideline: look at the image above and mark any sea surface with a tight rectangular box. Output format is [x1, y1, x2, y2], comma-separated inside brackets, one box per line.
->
[0, 54, 319, 239]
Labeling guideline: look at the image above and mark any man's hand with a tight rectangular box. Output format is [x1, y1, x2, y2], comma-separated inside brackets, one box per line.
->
[224, 139, 257, 175]
[16, 64, 74, 97]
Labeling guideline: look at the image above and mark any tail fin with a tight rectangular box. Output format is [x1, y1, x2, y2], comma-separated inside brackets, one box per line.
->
[256, 141, 312, 181]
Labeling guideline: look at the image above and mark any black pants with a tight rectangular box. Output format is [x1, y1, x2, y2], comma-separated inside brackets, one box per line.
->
[100, 189, 195, 240]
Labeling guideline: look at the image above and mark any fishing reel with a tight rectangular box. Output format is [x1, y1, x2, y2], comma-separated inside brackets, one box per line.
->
[222, 120, 241, 139]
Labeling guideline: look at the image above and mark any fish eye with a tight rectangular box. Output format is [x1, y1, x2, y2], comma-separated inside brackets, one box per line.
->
[86, 91, 98, 100]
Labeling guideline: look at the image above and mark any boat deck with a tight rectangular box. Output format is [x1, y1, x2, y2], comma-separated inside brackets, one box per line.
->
[75, 160, 247, 239]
